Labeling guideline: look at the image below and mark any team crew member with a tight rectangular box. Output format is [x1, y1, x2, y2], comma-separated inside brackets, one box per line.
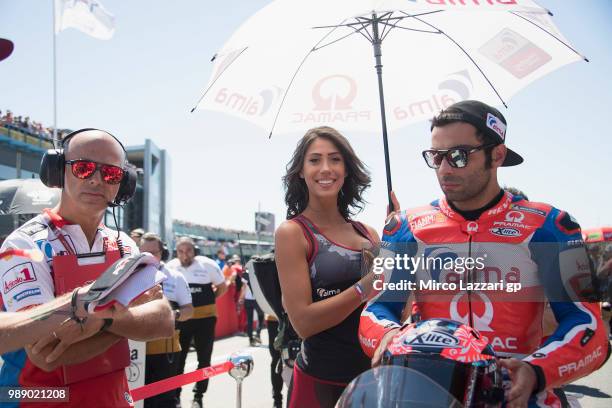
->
[140, 233, 193, 408]
[0, 129, 174, 408]
[359, 101, 609, 408]
[275, 127, 379, 408]
[167, 237, 227, 408]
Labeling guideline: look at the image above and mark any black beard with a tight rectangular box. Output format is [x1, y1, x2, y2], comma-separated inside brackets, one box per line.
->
[441, 169, 491, 205]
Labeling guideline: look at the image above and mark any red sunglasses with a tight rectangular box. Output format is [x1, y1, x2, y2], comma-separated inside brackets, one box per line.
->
[66, 159, 125, 185]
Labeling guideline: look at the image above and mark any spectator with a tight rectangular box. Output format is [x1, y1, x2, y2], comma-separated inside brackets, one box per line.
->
[130, 227, 145, 247]
[140, 232, 193, 408]
[0, 109, 60, 141]
[167, 237, 228, 408]
[215, 248, 226, 270]
[237, 257, 264, 346]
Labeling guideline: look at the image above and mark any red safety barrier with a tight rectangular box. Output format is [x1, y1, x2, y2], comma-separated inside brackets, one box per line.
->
[213, 283, 262, 338]
[215, 284, 240, 338]
[130, 361, 234, 401]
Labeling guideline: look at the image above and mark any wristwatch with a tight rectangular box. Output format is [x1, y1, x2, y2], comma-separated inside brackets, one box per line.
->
[174, 309, 181, 321]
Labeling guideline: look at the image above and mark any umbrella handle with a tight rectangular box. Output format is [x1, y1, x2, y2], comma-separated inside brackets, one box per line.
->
[370, 13, 394, 211]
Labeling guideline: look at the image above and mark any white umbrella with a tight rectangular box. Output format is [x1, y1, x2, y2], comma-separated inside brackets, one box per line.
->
[193, 0, 586, 206]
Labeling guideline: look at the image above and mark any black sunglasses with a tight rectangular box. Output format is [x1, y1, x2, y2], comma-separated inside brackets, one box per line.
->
[422, 144, 496, 169]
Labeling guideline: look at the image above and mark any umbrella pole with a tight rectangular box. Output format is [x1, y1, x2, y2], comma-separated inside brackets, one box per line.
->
[370, 14, 394, 212]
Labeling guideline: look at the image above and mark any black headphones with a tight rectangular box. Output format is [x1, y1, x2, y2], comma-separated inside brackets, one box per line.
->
[39, 128, 137, 207]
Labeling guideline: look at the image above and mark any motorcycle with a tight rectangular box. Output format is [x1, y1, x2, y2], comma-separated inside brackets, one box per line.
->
[338, 318, 505, 408]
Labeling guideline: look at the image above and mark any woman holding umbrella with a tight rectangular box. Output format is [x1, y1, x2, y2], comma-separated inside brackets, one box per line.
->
[275, 126, 379, 408]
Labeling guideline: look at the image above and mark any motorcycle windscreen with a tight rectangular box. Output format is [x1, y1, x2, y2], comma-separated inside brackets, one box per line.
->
[386, 354, 473, 404]
[336, 366, 463, 408]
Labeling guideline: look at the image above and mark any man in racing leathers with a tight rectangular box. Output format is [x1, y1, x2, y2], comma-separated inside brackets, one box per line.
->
[359, 101, 609, 408]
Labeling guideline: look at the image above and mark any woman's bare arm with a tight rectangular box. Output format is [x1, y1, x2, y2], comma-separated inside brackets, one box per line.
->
[276, 221, 368, 339]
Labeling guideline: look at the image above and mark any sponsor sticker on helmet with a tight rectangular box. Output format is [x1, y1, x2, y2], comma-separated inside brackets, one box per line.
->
[403, 330, 460, 348]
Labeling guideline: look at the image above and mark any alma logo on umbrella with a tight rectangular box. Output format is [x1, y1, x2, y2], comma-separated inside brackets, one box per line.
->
[438, 70, 473, 101]
[479, 28, 551, 79]
[211, 48, 284, 117]
[393, 70, 474, 123]
[214, 86, 282, 117]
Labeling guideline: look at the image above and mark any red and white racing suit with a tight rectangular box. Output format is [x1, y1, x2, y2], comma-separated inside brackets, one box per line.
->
[359, 192, 609, 407]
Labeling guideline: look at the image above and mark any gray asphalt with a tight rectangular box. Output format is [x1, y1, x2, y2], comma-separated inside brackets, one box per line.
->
[566, 353, 612, 408]
[180, 332, 281, 408]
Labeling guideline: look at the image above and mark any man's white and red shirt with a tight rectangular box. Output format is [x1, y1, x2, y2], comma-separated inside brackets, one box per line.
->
[0, 210, 138, 407]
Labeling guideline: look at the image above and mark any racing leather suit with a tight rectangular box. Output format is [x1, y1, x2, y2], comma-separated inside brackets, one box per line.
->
[359, 192, 609, 407]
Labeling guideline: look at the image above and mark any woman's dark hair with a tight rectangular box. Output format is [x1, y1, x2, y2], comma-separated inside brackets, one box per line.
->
[283, 126, 371, 220]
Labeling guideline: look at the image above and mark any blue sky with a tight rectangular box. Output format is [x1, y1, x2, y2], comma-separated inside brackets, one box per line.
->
[1, 0, 611, 233]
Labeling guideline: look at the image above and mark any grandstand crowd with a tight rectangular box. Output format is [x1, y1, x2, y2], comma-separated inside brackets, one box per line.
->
[0, 108, 70, 141]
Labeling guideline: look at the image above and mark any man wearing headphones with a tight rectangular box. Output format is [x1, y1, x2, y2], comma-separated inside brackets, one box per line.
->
[140, 232, 193, 408]
[0, 129, 174, 407]
[167, 237, 227, 408]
